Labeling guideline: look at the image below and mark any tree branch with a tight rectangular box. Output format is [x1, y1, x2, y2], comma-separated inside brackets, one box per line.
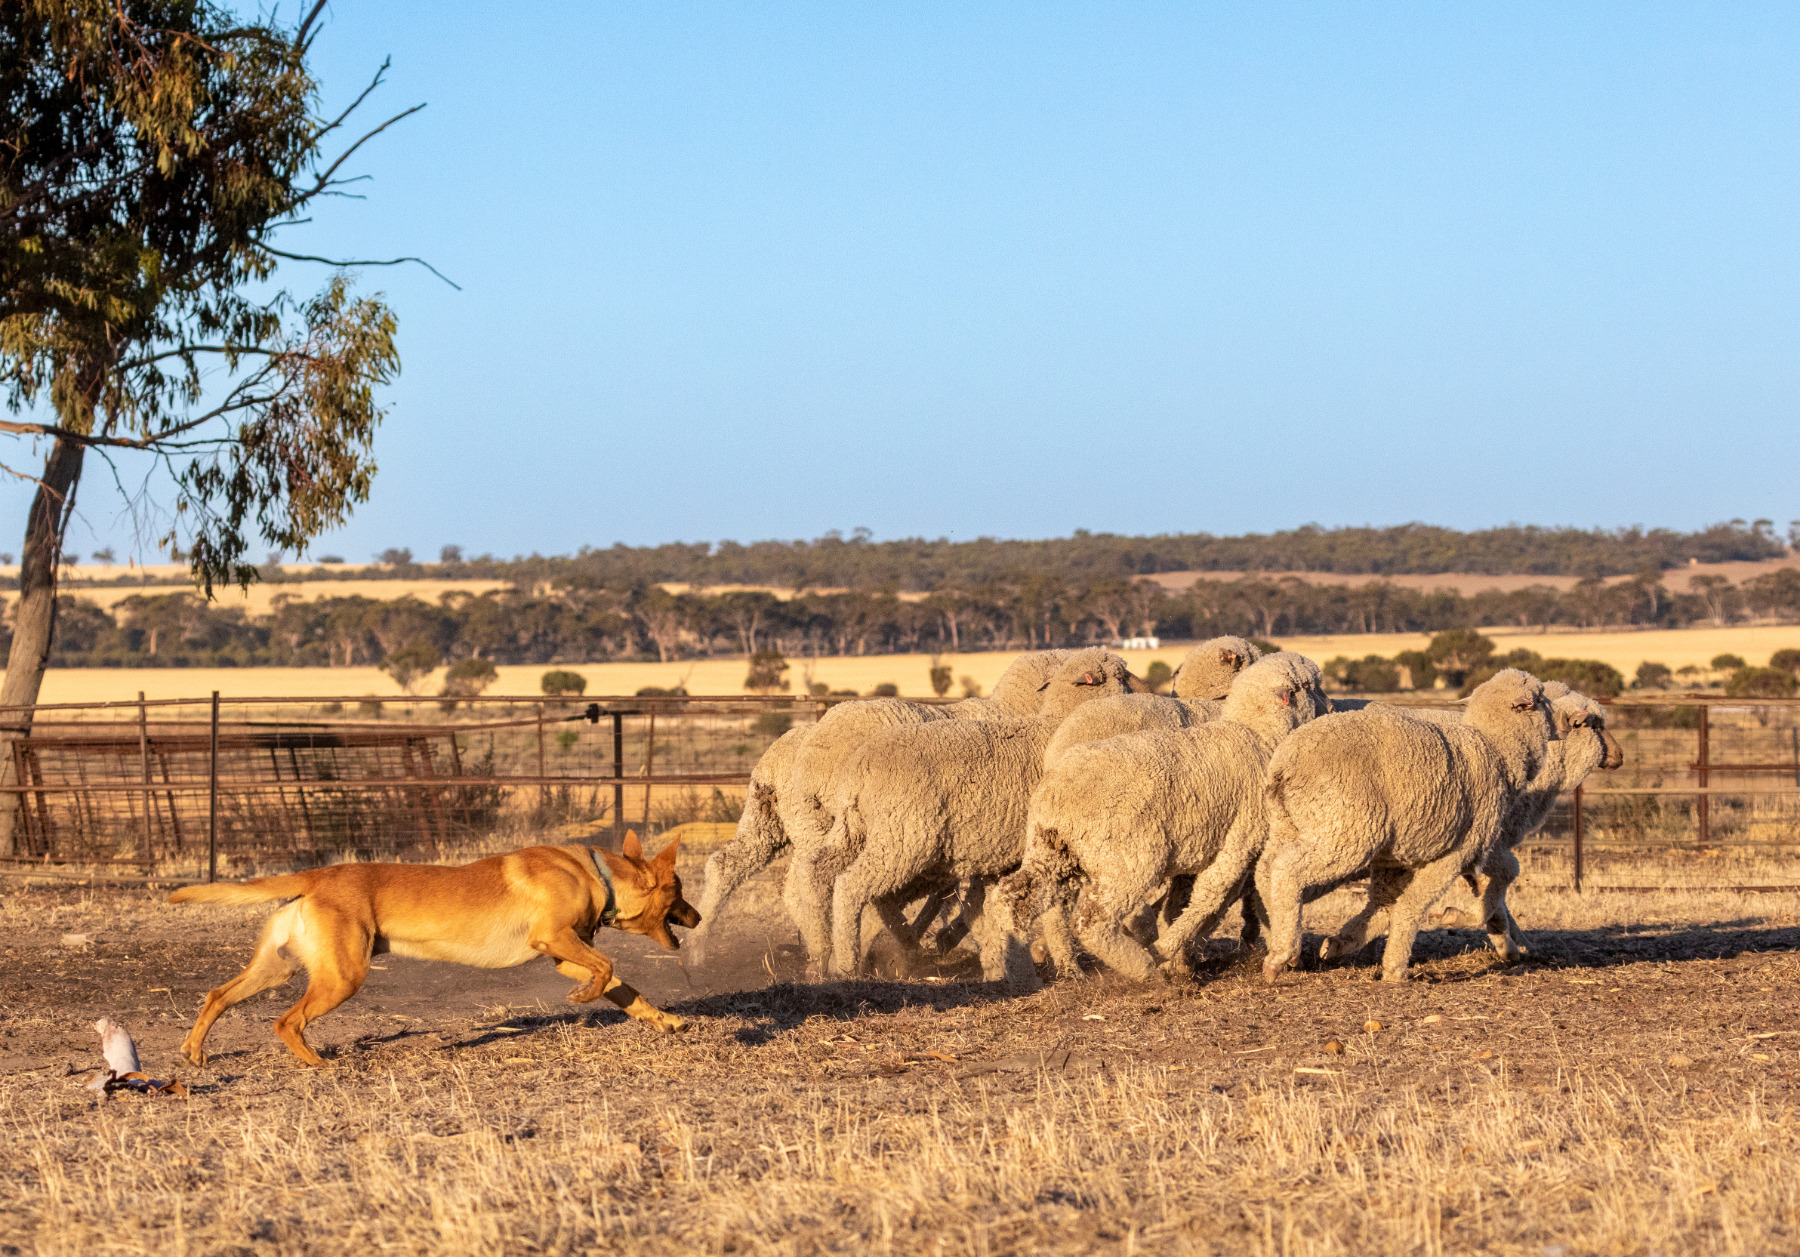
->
[259, 245, 460, 289]
[289, 103, 426, 210]
[312, 57, 388, 146]
[295, 0, 330, 51]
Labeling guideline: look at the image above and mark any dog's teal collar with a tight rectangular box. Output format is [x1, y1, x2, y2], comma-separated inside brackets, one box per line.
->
[588, 848, 619, 928]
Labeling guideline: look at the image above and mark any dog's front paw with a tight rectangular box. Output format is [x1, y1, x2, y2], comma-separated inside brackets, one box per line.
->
[180, 1044, 207, 1068]
[655, 1013, 688, 1034]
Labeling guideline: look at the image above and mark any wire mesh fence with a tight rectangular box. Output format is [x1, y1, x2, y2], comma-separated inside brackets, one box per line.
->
[0, 693, 841, 877]
[2, 690, 1797, 887]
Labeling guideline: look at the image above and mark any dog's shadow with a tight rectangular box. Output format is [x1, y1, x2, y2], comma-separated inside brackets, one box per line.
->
[422, 976, 1025, 1053]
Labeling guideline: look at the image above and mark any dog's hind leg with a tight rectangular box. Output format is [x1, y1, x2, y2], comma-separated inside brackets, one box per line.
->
[271, 907, 373, 1067]
[181, 904, 302, 1067]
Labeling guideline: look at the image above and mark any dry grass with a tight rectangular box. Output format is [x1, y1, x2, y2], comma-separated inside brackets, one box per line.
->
[2, 847, 1799, 1256]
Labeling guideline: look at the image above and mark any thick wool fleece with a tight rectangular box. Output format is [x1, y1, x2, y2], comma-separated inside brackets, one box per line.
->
[781, 648, 1142, 973]
[1331, 685, 1624, 964]
[1042, 693, 1212, 768]
[1000, 654, 1326, 985]
[777, 698, 955, 962]
[957, 650, 1074, 716]
[824, 716, 1060, 979]
[689, 725, 807, 966]
[1256, 668, 1557, 983]
[1172, 637, 1264, 702]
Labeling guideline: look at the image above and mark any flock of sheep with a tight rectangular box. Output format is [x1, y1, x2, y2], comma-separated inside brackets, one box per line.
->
[688, 638, 1624, 988]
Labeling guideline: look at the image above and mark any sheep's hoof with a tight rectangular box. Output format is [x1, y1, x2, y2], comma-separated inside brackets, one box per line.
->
[1319, 936, 1349, 961]
[1380, 967, 1412, 983]
[1261, 959, 1288, 986]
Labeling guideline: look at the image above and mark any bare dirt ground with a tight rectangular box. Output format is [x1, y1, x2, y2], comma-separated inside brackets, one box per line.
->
[2, 853, 1798, 1256]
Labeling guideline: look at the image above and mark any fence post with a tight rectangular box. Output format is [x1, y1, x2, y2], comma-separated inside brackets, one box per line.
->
[1697, 703, 1710, 846]
[612, 710, 625, 847]
[207, 691, 220, 884]
[536, 703, 547, 811]
[137, 692, 151, 866]
[1572, 784, 1583, 893]
[642, 708, 656, 831]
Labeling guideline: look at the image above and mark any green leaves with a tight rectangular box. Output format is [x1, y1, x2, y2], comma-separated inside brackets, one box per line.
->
[2, 0, 415, 595]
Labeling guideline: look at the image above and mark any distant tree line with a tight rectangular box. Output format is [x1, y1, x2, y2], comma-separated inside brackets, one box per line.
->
[34, 519, 1794, 595]
[22, 561, 1800, 669]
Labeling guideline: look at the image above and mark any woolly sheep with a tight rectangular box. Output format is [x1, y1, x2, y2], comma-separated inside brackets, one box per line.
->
[1321, 683, 1621, 965]
[808, 648, 1150, 976]
[819, 715, 1056, 980]
[1255, 668, 1559, 984]
[999, 653, 1327, 985]
[688, 725, 806, 967]
[1173, 636, 1263, 701]
[692, 649, 1143, 971]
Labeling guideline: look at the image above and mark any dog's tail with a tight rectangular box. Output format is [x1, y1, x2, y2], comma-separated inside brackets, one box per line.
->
[168, 873, 313, 906]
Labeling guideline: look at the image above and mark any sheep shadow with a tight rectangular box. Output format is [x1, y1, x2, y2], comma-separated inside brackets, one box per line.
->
[1364, 920, 1800, 975]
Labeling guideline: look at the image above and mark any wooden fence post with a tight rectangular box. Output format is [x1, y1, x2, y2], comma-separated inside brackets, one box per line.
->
[536, 703, 547, 811]
[1572, 784, 1584, 893]
[612, 710, 625, 847]
[208, 691, 220, 883]
[137, 692, 151, 866]
[1697, 703, 1710, 846]
[640, 709, 655, 828]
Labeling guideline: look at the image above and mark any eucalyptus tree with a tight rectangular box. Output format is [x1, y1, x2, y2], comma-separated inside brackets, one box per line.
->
[2, 0, 430, 849]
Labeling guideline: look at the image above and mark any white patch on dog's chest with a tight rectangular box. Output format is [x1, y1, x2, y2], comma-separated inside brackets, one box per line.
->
[382, 917, 537, 968]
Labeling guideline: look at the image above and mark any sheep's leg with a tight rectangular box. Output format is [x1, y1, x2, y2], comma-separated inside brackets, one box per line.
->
[689, 808, 787, 967]
[1260, 840, 1369, 985]
[1127, 874, 1188, 945]
[1159, 874, 1196, 928]
[900, 886, 951, 951]
[1037, 904, 1083, 977]
[1158, 827, 1269, 972]
[781, 844, 844, 977]
[933, 887, 983, 955]
[1319, 866, 1410, 962]
[829, 849, 931, 979]
[1071, 878, 1162, 983]
[1478, 846, 1527, 961]
[1378, 850, 1470, 982]
[1238, 881, 1265, 950]
[959, 879, 1029, 985]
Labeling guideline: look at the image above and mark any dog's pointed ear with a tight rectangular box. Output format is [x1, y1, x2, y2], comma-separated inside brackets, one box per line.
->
[653, 837, 681, 873]
[622, 829, 644, 860]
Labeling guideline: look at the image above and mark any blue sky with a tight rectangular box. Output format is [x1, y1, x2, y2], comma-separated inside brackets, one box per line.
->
[25, 3, 1800, 563]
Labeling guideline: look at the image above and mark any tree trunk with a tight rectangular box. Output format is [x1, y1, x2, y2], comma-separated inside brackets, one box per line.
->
[0, 433, 86, 854]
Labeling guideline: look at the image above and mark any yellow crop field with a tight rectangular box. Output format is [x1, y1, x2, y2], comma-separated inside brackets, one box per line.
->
[9, 624, 1799, 705]
[12, 578, 515, 618]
